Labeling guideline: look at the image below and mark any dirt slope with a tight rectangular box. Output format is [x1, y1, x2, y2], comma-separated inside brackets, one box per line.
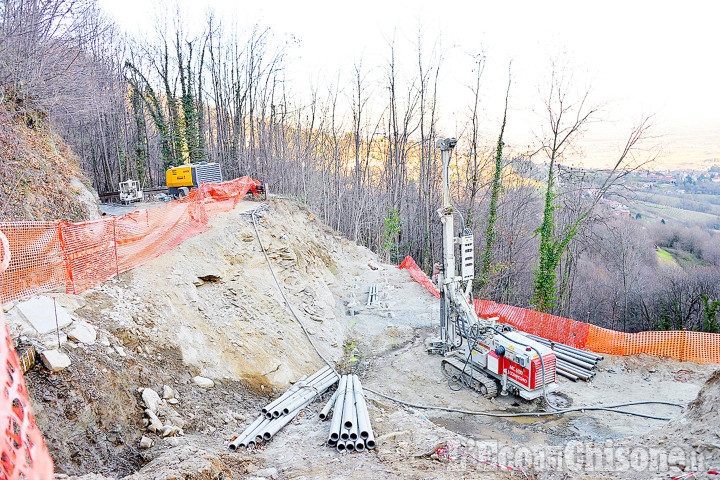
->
[0, 99, 99, 221]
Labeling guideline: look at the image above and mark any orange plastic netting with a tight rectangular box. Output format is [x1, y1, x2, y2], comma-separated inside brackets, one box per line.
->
[399, 255, 720, 364]
[0, 177, 260, 478]
[0, 232, 54, 479]
[0, 177, 260, 303]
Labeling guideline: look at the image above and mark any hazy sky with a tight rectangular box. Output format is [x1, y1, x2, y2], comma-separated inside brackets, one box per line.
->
[99, 0, 720, 170]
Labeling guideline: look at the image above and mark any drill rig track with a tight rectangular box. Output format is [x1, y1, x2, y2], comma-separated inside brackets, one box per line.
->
[441, 357, 499, 397]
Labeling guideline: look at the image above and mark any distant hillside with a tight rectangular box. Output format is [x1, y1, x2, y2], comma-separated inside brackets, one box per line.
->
[0, 98, 99, 222]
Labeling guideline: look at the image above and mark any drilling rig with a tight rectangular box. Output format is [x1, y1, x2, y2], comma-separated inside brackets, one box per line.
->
[430, 138, 558, 400]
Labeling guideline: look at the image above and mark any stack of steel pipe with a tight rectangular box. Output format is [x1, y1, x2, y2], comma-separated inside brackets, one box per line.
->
[322, 374, 375, 452]
[228, 366, 338, 450]
[522, 333, 603, 382]
[366, 284, 378, 307]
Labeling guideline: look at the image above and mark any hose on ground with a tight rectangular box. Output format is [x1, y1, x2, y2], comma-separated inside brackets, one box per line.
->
[362, 387, 683, 421]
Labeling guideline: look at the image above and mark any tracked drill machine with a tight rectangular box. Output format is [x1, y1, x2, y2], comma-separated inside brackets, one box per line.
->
[430, 138, 558, 400]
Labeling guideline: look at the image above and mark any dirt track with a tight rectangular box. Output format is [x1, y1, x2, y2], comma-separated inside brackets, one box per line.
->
[10, 199, 719, 479]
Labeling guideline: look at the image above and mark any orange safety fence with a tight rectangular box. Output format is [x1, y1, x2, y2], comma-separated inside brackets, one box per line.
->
[0, 177, 260, 304]
[0, 231, 54, 479]
[398, 256, 440, 298]
[399, 255, 720, 364]
[0, 177, 260, 478]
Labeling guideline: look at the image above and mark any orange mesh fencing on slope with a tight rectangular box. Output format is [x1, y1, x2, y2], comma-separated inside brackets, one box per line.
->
[0, 177, 260, 478]
[0, 232, 54, 479]
[399, 255, 720, 364]
[0, 176, 260, 304]
[398, 256, 440, 298]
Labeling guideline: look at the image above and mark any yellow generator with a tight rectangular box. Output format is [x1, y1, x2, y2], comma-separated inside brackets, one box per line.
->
[166, 162, 223, 197]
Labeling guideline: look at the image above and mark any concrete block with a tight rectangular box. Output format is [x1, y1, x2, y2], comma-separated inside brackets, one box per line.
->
[40, 350, 71, 372]
[16, 297, 73, 335]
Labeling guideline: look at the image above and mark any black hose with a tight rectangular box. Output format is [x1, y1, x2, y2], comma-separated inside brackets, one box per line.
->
[363, 387, 683, 421]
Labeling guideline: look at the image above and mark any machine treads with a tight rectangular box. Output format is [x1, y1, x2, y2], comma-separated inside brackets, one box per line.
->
[441, 357, 499, 397]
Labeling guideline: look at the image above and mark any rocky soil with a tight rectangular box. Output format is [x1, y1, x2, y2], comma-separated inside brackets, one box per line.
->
[4, 198, 719, 479]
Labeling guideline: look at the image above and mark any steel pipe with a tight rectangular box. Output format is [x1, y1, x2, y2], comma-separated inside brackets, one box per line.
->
[352, 375, 373, 440]
[552, 350, 596, 370]
[262, 367, 330, 416]
[556, 368, 579, 382]
[262, 406, 303, 441]
[272, 369, 337, 417]
[366, 431, 376, 450]
[238, 417, 271, 448]
[342, 373, 355, 429]
[231, 367, 337, 450]
[557, 358, 595, 376]
[261, 374, 309, 417]
[557, 362, 593, 381]
[229, 414, 265, 450]
[328, 376, 347, 443]
[281, 371, 338, 415]
[319, 389, 339, 420]
[525, 334, 603, 362]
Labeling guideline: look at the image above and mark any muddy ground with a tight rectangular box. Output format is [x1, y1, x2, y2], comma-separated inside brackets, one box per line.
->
[7, 199, 719, 479]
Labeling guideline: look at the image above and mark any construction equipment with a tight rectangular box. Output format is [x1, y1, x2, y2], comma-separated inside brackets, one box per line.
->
[166, 162, 223, 198]
[430, 138, 557, 401]
[119, 179, 143, 204]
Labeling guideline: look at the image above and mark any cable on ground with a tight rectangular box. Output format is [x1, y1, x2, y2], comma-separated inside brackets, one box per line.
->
[363, 387, 683, 421]
[249, 207, 338, 378]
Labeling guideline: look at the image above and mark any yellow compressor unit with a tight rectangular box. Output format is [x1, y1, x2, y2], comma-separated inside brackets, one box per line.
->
[166, 162, 223, 197]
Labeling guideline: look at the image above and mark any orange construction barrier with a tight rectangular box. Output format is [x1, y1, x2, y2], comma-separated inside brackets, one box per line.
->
[398, 256, 440, 298]
[0, 231, 54, 479]
[0, 177, 260, 303]
[399, 256, 720, 364]
[0, 177, 260, 478]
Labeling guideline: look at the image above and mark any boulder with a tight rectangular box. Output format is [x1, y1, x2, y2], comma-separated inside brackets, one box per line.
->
[192, 376, 214, 388]
[139, 436, 153, 449]
[40, 350, 71, 372]
[161, 425, 183, 437]
[67, 321, 97, 345]
[145, 410, 164, 433]
[142, 388, 161, 413]
[162, 385, 175, 399]
[16, 297, 73, 334]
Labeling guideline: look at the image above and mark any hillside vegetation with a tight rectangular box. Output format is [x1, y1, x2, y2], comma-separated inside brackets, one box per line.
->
[0, 97, 99, 222]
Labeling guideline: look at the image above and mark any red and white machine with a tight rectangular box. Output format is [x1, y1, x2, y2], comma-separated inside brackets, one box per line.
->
[431, 139, 557, 400]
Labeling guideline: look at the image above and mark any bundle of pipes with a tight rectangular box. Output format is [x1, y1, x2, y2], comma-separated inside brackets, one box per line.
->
[321, 374, 376, 452]
[521, 333, 604, 382]
[366, 284, 378, 307]
[228, 366, 339, 450]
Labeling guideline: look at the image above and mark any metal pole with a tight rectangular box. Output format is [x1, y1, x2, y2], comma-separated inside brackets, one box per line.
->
[319, 389, 339, 420]
[328, 376, 347, 443]
[437, 138, 458, 348]
[341, 372, 355, 430]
